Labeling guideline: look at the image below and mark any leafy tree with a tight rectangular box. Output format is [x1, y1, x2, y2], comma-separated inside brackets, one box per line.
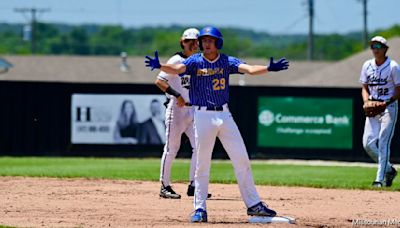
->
[373, 25, 400, 40]
[0, 22, 399, 60]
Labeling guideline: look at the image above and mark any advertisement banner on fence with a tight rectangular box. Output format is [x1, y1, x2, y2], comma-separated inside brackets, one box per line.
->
[71, 94, 166, 145]
[258, 96, 353, 149]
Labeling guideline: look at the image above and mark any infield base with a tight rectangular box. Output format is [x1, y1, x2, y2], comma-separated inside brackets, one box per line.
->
[248, 216, 296, 224]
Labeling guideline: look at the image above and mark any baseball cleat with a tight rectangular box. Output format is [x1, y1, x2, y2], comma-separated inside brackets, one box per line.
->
[385, 166, 397, 187]
[247, 202, 277, 217]
[191, 208, 207, 223]
[371, 181, 383, 188]
[186, 184, 194, 196]
[159, 185, 181, 199]
[187, 183, 212, 198]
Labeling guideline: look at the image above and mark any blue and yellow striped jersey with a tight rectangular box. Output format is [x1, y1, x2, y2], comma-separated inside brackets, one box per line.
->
[182, 53, 243, 107]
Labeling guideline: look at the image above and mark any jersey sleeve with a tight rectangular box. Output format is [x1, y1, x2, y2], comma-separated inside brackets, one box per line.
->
[359, 61, 369, 84]
[182, 55, 197, 77]
[157, 71, 169, 81]
[391, 61, 400, 86]
[157, 55, 181, 81]
[228, 56, 245, 74]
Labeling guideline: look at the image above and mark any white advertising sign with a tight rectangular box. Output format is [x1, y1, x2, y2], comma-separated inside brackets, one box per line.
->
[71, 94, 166, 144]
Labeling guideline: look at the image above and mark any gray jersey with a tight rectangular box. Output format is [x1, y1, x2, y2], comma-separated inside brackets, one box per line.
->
[157, 53, 190, 103]
[360, 56, 400, 184]
[359, 57, 400, 100]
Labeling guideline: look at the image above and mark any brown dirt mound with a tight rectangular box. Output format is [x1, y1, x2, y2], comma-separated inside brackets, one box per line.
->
[0, 177, 399, 227]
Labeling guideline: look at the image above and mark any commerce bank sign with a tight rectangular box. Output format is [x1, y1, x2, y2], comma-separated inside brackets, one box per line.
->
[257, 97, 353, 149]
[259, 110, 350, 127]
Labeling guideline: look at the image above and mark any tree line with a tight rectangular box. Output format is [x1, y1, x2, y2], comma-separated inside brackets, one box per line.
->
[0, 23, 399, 60]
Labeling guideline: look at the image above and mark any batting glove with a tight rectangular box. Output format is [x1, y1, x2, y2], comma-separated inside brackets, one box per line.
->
[145, 51, 161, 71]
[267, 57, 289, 72]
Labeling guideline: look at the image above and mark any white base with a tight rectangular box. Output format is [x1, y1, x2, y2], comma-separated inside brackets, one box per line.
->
[248, 216, 296, 224]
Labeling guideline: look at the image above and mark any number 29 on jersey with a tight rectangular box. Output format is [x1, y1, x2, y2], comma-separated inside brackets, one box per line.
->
[212, 78, 225, 91]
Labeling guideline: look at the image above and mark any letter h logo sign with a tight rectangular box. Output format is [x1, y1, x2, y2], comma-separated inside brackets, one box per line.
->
[76, 107, 91, 122]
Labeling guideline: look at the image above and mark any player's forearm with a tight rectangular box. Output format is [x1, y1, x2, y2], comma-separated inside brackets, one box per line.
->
[362, 92, 370, 102]
[248, 65, 268, 75]
[239, 64, 268, 75]
[361, 86, 370, 102]
[155, 79, 169, 92]
[160, 64, 185, 75]
[155, 79, 181, 98]
[388, 86, 400, 103]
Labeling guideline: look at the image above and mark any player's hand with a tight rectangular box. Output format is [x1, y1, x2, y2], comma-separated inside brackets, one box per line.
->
[176, 96, 185, 107]
[267, 57, 289, 72]
[363, 100, 386, 117]
[145, 51, 161, 71]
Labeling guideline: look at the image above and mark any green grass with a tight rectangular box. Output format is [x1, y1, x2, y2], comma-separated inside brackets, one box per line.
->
[0, 157, 397, 191]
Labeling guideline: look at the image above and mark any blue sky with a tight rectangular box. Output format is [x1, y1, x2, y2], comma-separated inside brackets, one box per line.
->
[0, 0, 399, 35]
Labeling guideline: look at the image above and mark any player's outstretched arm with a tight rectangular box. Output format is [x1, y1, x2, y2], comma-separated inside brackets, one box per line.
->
[238, 57, 289, 75]
[238, 64, 268, 75]
[145, 51, 186, 74]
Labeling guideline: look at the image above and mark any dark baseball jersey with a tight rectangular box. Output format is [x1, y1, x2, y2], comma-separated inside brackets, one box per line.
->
[181, 53, 243, 107]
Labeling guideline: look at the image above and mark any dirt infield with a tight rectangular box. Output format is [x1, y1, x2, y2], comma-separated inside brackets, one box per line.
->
[0, 177, 399, 227]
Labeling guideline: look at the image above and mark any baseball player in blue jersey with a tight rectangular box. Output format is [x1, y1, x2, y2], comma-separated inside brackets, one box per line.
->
[145, 26, 289, 223]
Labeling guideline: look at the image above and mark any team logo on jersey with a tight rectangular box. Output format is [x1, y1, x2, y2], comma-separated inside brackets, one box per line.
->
[197, 68, 224, 76]
[366, 75, 389, 86]
[259, 110, 274, 126]
[366, 65, 390, 86]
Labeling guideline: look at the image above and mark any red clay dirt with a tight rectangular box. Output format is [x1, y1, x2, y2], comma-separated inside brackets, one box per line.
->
[0, 177, 399, 227]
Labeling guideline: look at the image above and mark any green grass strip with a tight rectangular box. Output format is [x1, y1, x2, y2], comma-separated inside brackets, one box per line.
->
[0, 157, 397, 191]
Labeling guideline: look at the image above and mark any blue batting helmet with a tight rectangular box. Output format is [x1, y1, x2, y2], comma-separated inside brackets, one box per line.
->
[198, 26, 223, 50]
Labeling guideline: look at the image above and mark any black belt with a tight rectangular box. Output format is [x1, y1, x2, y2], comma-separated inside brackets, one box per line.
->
[165, 98, 192, 107]
[197, 106, 224, 111]
[208, 106, 223, 111]
[369, 98, 384, 102]
[369, 98, 396, 105]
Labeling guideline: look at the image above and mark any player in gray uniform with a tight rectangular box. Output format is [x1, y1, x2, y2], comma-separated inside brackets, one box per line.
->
[360, 36, 399, 187]
[156, 28, 211, 199]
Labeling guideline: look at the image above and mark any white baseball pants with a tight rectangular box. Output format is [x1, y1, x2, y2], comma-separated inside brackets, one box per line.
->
[363, 101, 398, 183]
[160, 102, 196, 186]
[193, 105, 260, 210]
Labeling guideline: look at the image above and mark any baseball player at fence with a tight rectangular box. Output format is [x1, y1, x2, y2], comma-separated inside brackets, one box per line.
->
[156, 28, 211, 199]
[360, 36, 399, 187]
[145, 26, 289, 222]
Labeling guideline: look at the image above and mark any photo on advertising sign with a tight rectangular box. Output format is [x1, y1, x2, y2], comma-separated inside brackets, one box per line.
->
[258, 96, 353, 149]
[71, 94, 166, 145]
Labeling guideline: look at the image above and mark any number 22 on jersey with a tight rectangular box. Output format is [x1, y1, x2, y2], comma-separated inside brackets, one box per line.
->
[212, 78, 226, 91]
[181, 76, 190, 89]
[378, 88, 389, 96]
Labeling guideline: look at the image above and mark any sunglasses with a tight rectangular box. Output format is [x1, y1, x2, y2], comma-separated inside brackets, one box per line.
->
[370, 43, 385, 49]
[183, 39, 197, 43]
